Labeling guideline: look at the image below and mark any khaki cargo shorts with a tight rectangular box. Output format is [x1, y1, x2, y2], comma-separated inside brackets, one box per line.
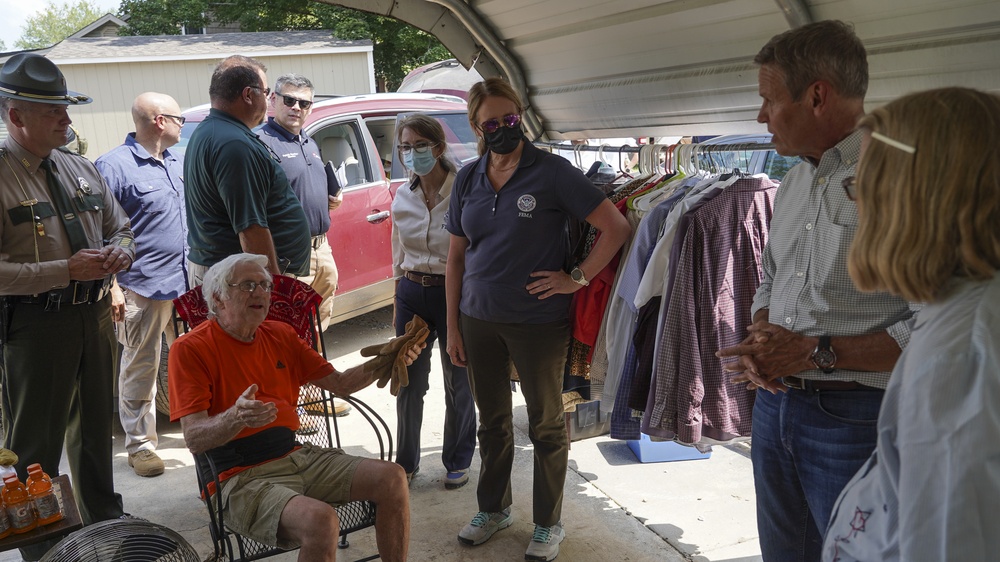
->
[218, 443, 364, 549]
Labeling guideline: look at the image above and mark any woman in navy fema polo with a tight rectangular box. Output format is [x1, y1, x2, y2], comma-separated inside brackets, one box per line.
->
[446, 77, 630, 562]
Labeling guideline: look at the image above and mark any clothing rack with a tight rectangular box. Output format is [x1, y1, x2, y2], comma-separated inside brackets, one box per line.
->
[534, 140, 776, 175]
[532, 140, 775, 154]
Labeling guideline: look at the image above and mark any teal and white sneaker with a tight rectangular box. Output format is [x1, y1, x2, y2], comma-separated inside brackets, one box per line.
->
[524, 522, 565, 561]
[457, 508, 513, 546]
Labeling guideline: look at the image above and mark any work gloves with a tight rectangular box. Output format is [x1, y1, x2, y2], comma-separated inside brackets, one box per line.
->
[361, 315, 429, 396]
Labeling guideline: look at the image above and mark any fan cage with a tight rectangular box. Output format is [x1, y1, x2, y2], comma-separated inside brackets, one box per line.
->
[39, 519, 200, 562]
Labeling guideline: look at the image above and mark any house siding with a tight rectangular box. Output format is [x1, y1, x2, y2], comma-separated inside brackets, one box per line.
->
[56, 50, 373, 156]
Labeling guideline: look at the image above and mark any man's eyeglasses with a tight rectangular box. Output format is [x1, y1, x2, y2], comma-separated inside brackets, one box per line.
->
[478, 113, 521, 134]
[841, 176, 857, 201]
[228, 280, 274, 293]
[279, 94, 313, 110]
[158, 114, 186, 125]
[398, 142, 439, 156]
[248, 85, 271, 97]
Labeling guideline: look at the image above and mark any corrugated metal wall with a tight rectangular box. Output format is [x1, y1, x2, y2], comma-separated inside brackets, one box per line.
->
[55, 51, 374, 157]
[339, 0, 1000, 139]
[489, 0, 1000, 138]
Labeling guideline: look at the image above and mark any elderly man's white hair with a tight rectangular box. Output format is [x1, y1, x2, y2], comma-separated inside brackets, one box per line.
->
[203, 253, 271, 315]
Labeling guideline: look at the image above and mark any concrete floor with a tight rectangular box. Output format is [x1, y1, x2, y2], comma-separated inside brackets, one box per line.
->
[2, 308, 762, 561]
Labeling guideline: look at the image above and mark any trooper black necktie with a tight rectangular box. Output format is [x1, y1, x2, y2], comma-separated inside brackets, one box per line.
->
[39, 158, 89, 253]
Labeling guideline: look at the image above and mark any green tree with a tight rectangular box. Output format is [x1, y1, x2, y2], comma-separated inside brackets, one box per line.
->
[15, 0, 106, 50]
[0, 39, 6, 52]
[322, 11, 452, 92]
[118, 0, 451, 91]
[116, 0, 210, 36]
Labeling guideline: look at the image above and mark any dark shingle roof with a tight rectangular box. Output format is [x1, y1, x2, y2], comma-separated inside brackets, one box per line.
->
[47, 30, 371, 60]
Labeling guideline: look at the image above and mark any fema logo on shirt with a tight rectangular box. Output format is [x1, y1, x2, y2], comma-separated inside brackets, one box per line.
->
[517, 194, 536, 218]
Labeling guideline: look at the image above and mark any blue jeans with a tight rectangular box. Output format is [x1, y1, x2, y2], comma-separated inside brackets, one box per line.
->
[751, 387, 883, 562]
[393, 278, 477, 474]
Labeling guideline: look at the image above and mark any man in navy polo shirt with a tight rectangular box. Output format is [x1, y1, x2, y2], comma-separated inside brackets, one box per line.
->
[184, 55, 311, 285]
[258, 74, 351, 418]
[258, 74, 341, 330]
[97, 92, 189, 479]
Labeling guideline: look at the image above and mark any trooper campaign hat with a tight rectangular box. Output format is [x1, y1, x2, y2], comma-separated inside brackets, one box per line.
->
[0, 53, 92, 105]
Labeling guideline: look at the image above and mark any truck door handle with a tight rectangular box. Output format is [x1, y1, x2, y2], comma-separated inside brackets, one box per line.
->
[366, 210, 390, 223]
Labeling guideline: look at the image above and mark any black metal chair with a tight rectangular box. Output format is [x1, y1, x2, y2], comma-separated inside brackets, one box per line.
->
[173, 276, 393, 561]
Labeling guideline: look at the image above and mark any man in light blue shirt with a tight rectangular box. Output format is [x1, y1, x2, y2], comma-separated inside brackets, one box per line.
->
[717, 21, 917, 561]
[96, 92, 188, 478]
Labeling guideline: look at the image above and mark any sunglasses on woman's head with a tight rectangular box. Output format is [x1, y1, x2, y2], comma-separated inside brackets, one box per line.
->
[479, 113, 521, 134]
[280, 94, 313, 110]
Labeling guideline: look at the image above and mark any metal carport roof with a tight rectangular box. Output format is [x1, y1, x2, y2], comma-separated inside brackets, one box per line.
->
[320, 0, 1000, 140]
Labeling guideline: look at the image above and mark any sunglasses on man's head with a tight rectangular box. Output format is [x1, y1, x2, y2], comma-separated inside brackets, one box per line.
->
[479, 113, 521, 134]
[280, 94, 313, 110]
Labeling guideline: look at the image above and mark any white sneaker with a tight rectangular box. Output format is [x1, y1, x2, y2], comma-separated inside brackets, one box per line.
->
[457, 508, 513, 546]
[524, 522, 565, 561]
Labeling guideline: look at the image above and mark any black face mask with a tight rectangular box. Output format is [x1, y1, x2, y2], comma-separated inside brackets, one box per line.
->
[484, 125, 524, 155]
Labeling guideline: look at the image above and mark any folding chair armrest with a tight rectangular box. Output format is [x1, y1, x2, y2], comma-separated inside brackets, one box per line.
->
[333, 395, 394, 462]
[193, 452, 228, 540]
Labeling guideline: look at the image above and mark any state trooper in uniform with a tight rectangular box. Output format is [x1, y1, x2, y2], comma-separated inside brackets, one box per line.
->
[0, 53, 134, 560]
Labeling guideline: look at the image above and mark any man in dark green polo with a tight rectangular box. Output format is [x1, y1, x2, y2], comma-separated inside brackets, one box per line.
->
[183, 55, 310, 286]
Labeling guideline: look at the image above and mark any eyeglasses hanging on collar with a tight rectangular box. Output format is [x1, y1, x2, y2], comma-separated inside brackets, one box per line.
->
[251, 134, 281, 163]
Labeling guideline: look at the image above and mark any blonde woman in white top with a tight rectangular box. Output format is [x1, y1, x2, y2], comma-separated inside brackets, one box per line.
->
[390, 114, 477, 489]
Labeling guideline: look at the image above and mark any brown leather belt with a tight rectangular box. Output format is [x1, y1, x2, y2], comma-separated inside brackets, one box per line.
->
[404, 271, 445, 287]
[783, 376, 878, 392]
[311, 235, 326, 250]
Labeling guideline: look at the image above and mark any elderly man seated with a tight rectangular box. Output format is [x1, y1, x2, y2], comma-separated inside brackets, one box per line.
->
[169, 253, 419, 561]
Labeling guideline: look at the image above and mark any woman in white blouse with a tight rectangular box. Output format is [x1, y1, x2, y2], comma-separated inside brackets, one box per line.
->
[390, 114, 477, 489]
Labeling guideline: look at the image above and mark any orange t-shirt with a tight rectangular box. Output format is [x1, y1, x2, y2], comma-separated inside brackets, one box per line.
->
[168, 319, 334, 439]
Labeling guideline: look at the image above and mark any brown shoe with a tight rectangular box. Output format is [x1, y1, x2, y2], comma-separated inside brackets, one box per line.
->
[128, 450, 165, 477]
[302, 398, 353, 417]
[333, 399, 352, 417]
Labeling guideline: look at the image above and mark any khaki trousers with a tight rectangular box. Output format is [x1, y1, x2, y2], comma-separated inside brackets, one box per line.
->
[116, 290, 176, 454]
[296, 236, 338, 330]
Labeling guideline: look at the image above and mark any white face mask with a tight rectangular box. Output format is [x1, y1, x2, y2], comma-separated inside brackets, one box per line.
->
[403, 150, 438, 176]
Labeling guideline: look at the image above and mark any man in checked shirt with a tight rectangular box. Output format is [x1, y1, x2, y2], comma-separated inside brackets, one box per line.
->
[717, 20, 919, 562]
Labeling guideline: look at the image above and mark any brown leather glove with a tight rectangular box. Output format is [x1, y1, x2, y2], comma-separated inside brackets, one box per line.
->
[391, 316, 429, 395]
[360, 315, 429, 395]
[361, 353, 394, 389]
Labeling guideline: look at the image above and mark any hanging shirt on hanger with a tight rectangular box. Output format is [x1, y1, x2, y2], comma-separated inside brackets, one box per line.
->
[642, 176, 778, 446]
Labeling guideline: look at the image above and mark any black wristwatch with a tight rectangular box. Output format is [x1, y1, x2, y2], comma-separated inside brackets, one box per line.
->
[810, 335, 837, 374]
